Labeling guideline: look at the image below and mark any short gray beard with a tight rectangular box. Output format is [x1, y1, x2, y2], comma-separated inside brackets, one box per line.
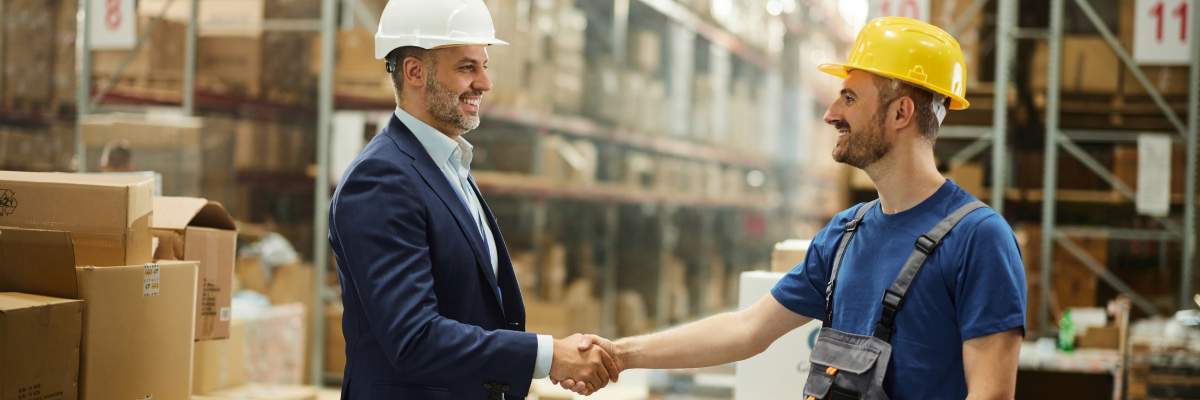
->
[425, 72, 480, 134]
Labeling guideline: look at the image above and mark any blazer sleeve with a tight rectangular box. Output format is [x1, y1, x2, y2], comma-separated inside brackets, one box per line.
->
[330, 156, 539, 394]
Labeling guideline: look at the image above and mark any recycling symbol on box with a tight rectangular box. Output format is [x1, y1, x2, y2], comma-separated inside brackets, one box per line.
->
[0, 189, 16, 216]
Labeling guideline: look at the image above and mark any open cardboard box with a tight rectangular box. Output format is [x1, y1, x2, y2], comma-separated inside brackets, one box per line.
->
[153, 196, 237, 341]
[0, 226, 197, 400]
[0, 171, 155, 267]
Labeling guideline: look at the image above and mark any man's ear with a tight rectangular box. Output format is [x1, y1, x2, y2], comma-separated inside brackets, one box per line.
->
[402, 57, 426, 90]
[891, 96, 917, 132]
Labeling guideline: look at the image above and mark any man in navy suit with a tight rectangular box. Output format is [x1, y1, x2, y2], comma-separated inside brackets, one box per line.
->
[328, 1, 618, 398]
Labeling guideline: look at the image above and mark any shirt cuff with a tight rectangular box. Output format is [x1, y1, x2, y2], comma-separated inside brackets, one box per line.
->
[532, 334, 554, 379]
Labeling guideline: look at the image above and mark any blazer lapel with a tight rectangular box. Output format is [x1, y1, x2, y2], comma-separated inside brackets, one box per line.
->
[470, 176, 525, 324]
[384, 116, 504, 310]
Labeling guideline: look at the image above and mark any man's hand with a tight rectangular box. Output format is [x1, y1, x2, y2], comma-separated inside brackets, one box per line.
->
[554, 335, 621, 394]
[547, 333, 620, 396]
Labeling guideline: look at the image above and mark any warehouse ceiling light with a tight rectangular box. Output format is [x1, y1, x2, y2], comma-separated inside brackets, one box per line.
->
[782, 0, 797, 13]
[767, 0, 784, 16]
[838, 0, 869, 32]
[746, 170, 766, 187]
[712, 0, 733, 19]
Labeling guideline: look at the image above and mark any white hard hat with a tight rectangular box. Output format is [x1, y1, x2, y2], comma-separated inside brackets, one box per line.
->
[375, 0, 509, 60]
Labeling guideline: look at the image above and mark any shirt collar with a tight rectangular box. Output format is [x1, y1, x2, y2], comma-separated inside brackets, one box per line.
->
[395, 106, 467, 166]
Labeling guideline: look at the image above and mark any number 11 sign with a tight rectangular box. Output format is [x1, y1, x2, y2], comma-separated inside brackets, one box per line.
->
[1134, 0, 1194, 65]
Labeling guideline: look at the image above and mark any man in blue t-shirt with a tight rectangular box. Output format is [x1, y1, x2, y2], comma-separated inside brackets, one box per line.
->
[555, 18, 1026, 400]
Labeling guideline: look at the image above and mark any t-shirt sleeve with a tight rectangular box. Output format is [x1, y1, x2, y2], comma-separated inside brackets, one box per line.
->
[954, 213, 1027, 341]
[770, 211, 855, 320]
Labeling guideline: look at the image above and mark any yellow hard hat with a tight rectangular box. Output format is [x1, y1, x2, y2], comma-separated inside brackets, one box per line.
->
[818, 17, 970, 110]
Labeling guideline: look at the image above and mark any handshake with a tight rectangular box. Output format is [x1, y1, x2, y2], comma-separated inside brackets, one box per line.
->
[547, 334, 621, 396]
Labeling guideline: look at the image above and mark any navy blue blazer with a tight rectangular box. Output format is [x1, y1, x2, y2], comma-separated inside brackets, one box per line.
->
[329, 114, 536, 399]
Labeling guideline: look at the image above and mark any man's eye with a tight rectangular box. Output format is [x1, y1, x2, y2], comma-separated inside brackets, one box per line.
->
[462, 66, 474, 71]
[845, 96, 854, 104]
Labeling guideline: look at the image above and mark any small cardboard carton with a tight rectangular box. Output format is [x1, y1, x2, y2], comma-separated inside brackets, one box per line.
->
[207, 384, 318, 400]
[0, 227, 198, 400]
[0, 171, 154, 267]
[193, 320, 246, 395]
[0, 292, 83, 400]
[152, 196, 237, 340]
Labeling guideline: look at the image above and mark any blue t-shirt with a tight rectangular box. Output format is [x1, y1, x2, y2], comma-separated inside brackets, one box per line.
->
[771, 180, 1026, 400]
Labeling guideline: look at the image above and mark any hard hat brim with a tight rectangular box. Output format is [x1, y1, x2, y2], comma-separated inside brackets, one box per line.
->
[375, 35, 510, 59]
[818, 63, 970, 110]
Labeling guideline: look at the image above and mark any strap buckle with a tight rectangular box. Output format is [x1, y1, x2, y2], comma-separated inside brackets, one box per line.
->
[914, 234, 939, 254]
[874, 289, 904, 341]
[844, 218, 862, 232]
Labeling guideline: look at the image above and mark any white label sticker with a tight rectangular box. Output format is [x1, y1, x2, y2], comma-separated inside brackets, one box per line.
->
[1137, 134, 1173, 216]
[220, 307, 231, 321]
[143, 263, 160, 297]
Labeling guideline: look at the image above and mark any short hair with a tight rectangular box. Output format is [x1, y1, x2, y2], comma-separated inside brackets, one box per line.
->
[100, 139, 133, 171]
[387, 46, 438, 99]
[872, 75, 941, 143]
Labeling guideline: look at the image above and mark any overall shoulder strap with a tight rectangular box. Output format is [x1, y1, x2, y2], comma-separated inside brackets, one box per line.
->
[873, 200, 989, 341]
[823, 200, 878, 328]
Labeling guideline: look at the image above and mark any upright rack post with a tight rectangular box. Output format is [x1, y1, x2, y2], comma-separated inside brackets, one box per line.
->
[75, 0, 92, 172]
[991, 0, 1017, 214]
[182, 0, 197, 116]
[1183, 0, 1200, 310]
[1040, 0, 1065, 335]
[311, 0, 337, 385]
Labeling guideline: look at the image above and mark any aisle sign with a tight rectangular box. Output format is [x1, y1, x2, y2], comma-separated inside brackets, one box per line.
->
[868, 0, 931, 23]
[89, 0, 137, 50]
[1134, 0, 1194, 65]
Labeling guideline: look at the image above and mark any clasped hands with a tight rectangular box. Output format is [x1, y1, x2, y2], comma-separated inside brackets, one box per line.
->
[547, 334, 620, 396]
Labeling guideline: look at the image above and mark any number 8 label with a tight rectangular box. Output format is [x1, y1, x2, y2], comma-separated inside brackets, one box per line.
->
[105, 0, 122, 31]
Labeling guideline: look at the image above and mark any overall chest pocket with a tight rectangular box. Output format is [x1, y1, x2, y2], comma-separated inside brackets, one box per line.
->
[803, 329, 891, 400]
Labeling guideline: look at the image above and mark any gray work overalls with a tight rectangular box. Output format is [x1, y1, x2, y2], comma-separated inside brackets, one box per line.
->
[802, 199, 987, 400]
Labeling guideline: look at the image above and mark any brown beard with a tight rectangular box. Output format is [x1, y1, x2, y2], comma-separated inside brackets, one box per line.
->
[425, 72, 481, 133]
[832, 105, 891, 169]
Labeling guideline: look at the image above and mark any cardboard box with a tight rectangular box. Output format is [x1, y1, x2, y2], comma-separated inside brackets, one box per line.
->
[265, 264, 314, 384]
[0, 292, 83, 400]
[770, 240, 810, 273]
[77, 261, 198, 400]
[0, 227, 197, 400]
[240, 304, 308, 385]
[1077, 324, 1120, 350]
[193, 319, 246, 395]
[153, 196, 238, 341]
[1017, 226, 1104, 333]
[0, 171, 154, 267]
[1031, 35, 1122, 94]
[207, 384, 317, 400]
[323, 306, 345, 376]
[2, 0, 57, 107]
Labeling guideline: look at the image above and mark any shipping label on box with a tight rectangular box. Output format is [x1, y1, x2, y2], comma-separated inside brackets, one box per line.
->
[0, 171, 154, 267]
[152, 196, 237, 341]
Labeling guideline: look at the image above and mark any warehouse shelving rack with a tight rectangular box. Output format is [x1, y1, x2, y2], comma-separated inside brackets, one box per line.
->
[70, 0, 852, 385]
[939, 0, 1200, 336]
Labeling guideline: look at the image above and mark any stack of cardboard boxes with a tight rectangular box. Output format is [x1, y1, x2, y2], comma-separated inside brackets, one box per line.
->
[0, 170, 313, 400]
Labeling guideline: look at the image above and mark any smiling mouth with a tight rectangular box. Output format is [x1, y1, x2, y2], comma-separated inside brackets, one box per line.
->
[461, 97, 481, 106]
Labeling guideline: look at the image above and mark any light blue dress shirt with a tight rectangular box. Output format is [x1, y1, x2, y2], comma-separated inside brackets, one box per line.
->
[396, 107, 555, 382]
